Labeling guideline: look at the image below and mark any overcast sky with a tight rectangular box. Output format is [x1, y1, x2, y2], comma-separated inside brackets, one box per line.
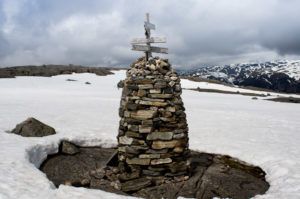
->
[1, 0, 300, 68]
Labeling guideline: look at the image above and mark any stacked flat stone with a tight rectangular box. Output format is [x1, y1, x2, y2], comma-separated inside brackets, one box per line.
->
[117, 57, 189, 180]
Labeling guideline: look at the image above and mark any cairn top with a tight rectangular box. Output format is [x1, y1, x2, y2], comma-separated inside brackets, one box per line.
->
[131, 13, 168, 61]
[128, 57, 173, 76]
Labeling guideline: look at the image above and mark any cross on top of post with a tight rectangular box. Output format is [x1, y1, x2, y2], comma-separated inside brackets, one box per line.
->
[131, 13, 168, 61]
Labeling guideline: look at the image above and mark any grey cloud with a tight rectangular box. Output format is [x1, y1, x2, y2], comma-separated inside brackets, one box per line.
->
[0, 0, 300, 67]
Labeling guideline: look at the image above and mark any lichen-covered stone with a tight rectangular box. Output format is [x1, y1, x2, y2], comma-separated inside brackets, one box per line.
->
[152, 140, 185, 149]
[137, 100, 168, 107]
[148, 94, 173, 99]
[138, 84, 153, 89]
[128, 125, 139, 132]
[11, 117, 56, 137]
[147, 131, 173, 141]
[131, 110, 157, 120]
[151, 158, 172, 165]
[139, 125, 152, 133]
[173, 133, 186, 139]
[139, 154, 161, 159]
[125, 131, 143, 139]
[61, 141, 80, 155]
[121, 178, 152, 192]
[149, 89, 161, 94]
[166, 106, 176, 112]
[119, 136, 133, 145]
[126, 158, 151, 165]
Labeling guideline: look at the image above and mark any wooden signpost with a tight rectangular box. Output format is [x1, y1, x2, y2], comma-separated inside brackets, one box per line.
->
[131, 13, 168, 61]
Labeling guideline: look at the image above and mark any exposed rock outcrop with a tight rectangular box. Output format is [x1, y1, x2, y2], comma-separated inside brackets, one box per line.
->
[40, 143, 270, 199]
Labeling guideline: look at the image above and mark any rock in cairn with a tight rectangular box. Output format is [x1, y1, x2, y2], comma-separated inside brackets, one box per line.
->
[117, 57, 189, 186]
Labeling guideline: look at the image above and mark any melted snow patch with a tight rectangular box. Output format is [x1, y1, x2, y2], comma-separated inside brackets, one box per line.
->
[26, 142, 59, 168]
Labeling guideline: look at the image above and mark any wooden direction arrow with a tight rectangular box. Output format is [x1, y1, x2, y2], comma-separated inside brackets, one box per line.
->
[132, 44, 150, 52]
[144, 21, 155, 30]
[131, 37, 166, 44]
[131, 13, 167, 60]
[132, 44, 168, 54]
[150, 46, 168, 54]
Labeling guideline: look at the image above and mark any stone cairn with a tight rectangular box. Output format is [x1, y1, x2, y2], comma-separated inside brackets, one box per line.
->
[117, 56, 190, 189]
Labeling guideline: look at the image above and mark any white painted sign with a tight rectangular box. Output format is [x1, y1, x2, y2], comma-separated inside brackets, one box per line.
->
[144, 21, 156, 30]
[150, 46, 168, 54]
[132, 44, 150, 52]
[132, 44, 168, 54]
[131, 37, 166, 44]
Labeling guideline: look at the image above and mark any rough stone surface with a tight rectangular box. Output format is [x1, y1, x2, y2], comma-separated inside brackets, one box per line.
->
[40, 144, 269, 199]
[10, 117, 56, 137]
[61, 141, 80, 155]
[151, 158, 172, 165]
[126, 158, 151, 165]
[117, 57, 190, 180]
[147, 131, 173, 141]
[130, 110, 157, 120]
[121, 178, 152, 192]
[152, 139, 185, 149]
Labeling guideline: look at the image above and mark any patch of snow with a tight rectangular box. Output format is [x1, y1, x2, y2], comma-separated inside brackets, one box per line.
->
[181, 78, 299, 98]
[209, 72, 228, 79]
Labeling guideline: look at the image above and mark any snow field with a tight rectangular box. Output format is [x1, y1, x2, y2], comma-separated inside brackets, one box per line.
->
[0, 70, 299, 198]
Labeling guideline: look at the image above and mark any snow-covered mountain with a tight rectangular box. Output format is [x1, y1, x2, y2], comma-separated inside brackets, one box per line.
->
[180, 60, 300, 93]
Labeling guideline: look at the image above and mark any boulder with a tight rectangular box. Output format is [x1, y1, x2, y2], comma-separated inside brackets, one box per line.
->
[61, 141, 80, 155]
[11, 117, 56, 137]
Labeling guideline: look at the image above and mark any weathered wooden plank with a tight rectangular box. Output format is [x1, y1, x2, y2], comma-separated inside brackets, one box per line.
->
[144, 21, 155, 30]
[150, 46, 168, 54]
[132, 45, 168, 54]
[132, 44, 150, 52]
[131, 37, 166, 44]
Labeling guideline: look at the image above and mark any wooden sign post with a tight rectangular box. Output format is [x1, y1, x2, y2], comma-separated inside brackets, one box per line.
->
[131, 13, 168, 61]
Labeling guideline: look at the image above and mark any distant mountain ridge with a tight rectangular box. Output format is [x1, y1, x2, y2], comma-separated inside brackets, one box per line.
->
[0, 64, 114, 78]
[179, 60, 300, 93]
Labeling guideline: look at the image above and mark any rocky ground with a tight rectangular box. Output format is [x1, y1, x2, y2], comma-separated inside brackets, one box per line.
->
[0, 65, 115, 78]
[41, 141, 269, 199]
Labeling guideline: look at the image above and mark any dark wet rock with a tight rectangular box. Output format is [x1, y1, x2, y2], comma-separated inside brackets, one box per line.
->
[40, 142, 269, 199]
[90, 169, 105, 179]
[134, 181, 185, 199]
[117, 80, 124, 88]
[121, 178, 152, 192]
[66, 79, 77, 81]
[61, 141, 80, 155]
[195, 162, 268, 199]
[266, 96, 300, 104]
[118, 170, 140, 182]
[90, 178, 127, 196]
[41, 147, 115, 187]
[105, 150, 118, 166]
[11, 117, 56, 137]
